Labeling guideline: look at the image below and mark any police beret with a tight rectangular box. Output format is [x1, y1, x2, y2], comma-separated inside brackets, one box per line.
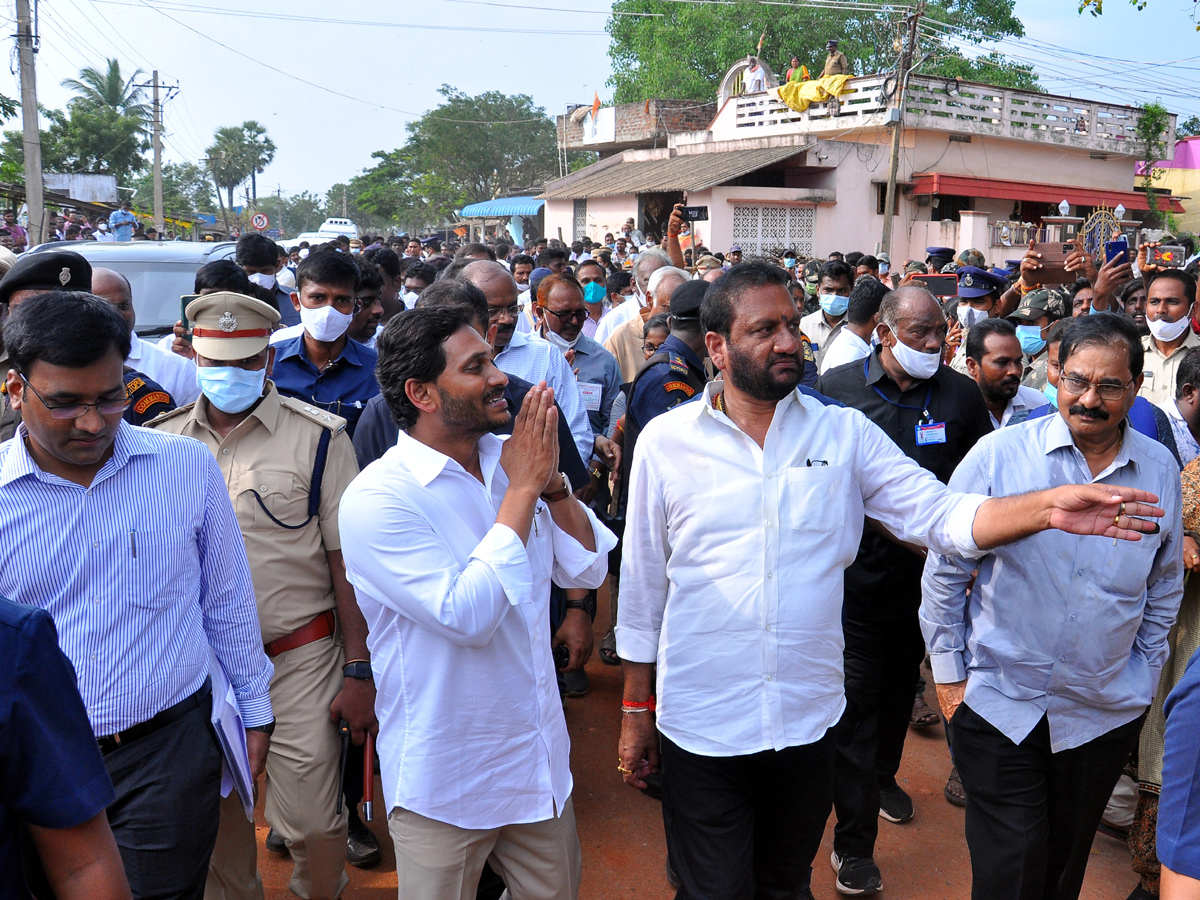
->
[0, 249, 91, 305]
[926, 246, 955, 261]
[669, 279, 708, 319]
[956, 266, 1007, 298]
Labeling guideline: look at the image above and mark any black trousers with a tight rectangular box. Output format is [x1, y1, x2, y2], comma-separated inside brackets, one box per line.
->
[660, 730, 834, 900]
[832, 611, 925, 859]
[951, 701, 1144, 900]
[104, 692, 222, 900]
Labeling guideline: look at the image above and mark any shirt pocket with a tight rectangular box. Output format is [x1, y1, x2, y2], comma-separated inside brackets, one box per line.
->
[123, 526, 194, 608]
[787, 465, 847, 534]
[241, 471, 307, 531]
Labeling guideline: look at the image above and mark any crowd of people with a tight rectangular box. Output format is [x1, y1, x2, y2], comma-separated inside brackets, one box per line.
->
[1, 201, 1200, 900]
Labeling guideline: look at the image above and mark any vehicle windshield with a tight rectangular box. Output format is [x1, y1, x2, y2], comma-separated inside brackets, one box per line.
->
[105, 263, 202, 336]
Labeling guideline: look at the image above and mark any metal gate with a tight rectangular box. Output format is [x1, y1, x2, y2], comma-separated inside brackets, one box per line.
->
[573, 199, 587, 242]
[731, 204, 815, 257]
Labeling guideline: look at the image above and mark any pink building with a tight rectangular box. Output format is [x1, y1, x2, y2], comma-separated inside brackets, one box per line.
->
[541, 63, 1181, 263]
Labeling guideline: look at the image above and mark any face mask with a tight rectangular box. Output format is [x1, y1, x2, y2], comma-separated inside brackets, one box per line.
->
[958, 305, 989, 329]
[819, 293, 849, 317]
[784, 257, 796, 268]
[803, 282, 818, 296]
[98, 222, 107, 231]
[583, 281, 606, 305]
[880, 265, 890, 276]
[1015, 324, 1046, 356]
[196, 366, 266, 414]
[1147, 314, 1190, 342]
[248, 272, 276, 291]
[887, 327, 941, 380]
[516, 281, 531, 293]
[543, 328, 579, 353]
[1043, 382, 1058, 406]
[401, 290, 420, 308]
[300, 303, 353, 342]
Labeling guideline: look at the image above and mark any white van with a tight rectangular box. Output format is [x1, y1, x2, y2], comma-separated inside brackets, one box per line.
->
[318, 217, 359, 239]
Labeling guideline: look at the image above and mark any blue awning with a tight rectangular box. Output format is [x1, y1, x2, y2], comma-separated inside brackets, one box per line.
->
[458, 197, 545, 218]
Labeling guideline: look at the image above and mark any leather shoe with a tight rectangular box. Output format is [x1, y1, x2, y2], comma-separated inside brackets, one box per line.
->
[264, 827, 287, 854]
[347, 816, 382, 868]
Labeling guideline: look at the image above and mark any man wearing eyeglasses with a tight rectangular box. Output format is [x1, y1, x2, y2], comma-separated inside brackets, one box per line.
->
[922, 312, 1184, 900]
[271, 250, 379, 437]
[0, 290, 273, 898]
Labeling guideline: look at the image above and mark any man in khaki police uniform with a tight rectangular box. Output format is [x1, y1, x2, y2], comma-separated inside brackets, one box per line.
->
[150, 292, 376, 900]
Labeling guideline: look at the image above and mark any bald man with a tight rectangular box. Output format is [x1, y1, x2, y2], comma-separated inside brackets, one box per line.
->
[460, 260, 594, 465]
[92, 267, 201, 405]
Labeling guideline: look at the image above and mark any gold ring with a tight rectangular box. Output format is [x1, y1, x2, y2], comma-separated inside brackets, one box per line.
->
[1120, 501, 1126, 516]
[1114, 514, 1121, 527]
[617, 765, 632, 775]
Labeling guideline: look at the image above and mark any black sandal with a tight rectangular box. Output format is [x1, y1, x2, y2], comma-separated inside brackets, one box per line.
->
[599, 630, 620, 665]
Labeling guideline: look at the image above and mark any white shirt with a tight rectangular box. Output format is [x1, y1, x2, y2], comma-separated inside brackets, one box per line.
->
[495, 330, 593, 465]
[818, 327, 871, 374]
[745, 65, 767, 93]
[593, 294, 643, 346]
[992, 384, 1050, 429]
[1159, 399, 1200, 467]
[339, 431, 615, 829]
[127, 335, 200, 405]
[616, 383, 986, 757]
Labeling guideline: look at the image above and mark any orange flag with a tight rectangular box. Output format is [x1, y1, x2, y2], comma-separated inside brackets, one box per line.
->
[592, 92, 601, 118]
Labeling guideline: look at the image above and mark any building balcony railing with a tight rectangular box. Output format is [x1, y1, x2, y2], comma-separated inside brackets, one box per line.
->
[730, 74, 1175, 160]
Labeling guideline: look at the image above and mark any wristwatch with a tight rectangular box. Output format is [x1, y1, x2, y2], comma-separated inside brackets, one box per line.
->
[565, 591, 598, 622]
[247, 719, 276, 735]
[540, 471, 572, 503]
[342, 661, 373, 680]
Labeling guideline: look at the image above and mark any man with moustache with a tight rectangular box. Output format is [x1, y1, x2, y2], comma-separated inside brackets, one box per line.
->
[616, 262, 1166, 900]
[922, 313, 1183, 900]
[965, 318, 1049, 429]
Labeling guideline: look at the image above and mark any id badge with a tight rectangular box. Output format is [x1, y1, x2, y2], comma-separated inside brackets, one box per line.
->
[915, 422, 947, 445]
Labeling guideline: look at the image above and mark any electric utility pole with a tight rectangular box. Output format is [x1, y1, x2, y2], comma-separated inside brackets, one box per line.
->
[152, 71, 164, 234]
[879, 3, 924, 259]
[16, 0, 44, 246]
[277, 184, 285, 236]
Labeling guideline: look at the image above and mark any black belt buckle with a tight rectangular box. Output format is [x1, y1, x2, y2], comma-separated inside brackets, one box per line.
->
[96, 678, 211, 756]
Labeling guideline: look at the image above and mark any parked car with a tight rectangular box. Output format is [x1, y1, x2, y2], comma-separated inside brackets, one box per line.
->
[26, 240, 237, 337]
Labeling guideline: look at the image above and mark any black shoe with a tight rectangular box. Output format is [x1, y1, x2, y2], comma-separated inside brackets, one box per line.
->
[346, 816, 381, 868]
[831, 851, 882, 895]
[264, 827, 287, 854]
[1125, 886, 1157, 900]
[878, 783, 914, 824]
[666, 857, 680, 888]
[561, 668, 589, 698]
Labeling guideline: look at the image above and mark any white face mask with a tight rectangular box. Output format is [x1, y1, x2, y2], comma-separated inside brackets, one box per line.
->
[401, 290, 420, 309]
[886, 326, 941, 380]
[248, 272, 276, 291]
[516, 281, 531, 292]
[958, 304, 989, 329]
[300, 303, 353, 342]
[542, 327, 579, 353]
[1147, 314, 1190, 342]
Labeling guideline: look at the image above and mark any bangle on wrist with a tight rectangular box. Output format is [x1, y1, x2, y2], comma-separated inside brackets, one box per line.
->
[622, 698, 656, 713]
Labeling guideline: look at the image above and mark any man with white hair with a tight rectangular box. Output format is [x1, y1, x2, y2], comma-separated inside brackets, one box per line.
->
[594, 247, 672, 346]
[604, 265, 689, 382]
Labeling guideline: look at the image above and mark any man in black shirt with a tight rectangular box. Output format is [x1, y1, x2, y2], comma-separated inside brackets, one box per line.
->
[816, 286, 993, 894]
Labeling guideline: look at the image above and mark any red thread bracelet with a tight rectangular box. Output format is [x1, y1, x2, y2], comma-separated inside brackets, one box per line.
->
[622, 698, 656, 712]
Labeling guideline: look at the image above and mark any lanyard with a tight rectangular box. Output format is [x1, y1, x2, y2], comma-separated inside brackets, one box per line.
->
[863, 357, 935, 423]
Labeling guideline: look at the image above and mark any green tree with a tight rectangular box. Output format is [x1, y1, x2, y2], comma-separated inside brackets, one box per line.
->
[206, 125, 253, 227]
[62, 59, 151, 125]
[350, 86, 558, 231]
[1078, 0, 1199, 32]
[1, 103, 148, 187]
[129, 162, 214, 216]
[1136, 101, 1172, 228]
[606, 0, 1034, 103]
[240, 120, 276, 208]
[1178, 115, 1200, 138]
[256, 189, 326, 236]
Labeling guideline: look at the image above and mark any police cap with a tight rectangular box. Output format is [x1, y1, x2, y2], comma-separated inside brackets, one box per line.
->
[956, 266, 1007, 299]
[0, 249, 91, 305]
[187, 292, 280, 361]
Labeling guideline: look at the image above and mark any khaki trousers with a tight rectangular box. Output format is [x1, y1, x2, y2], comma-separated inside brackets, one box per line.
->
[387, 797, 581, 900]
[206, 635, 349, 900]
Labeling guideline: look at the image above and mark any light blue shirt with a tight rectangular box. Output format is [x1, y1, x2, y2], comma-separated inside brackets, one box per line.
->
[0, 422, 273, 735]
[108, 208, 137, 242]
[921, 412, 1183, 752]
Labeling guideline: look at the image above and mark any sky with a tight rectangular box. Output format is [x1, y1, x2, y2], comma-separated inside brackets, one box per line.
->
[0, 0, 1196, 209]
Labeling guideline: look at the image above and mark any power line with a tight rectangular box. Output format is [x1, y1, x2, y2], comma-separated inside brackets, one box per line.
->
[441, 0, 663, 15]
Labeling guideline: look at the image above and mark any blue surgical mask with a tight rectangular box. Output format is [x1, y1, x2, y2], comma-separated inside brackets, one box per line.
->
[783, 257, 796, 268]
[1043, 381, 1058, 406]
[1015, 324, 1046, 356]
[583, 281, 606, 305]
[819, 293, 849, 317]
[196, 365, 266, 414]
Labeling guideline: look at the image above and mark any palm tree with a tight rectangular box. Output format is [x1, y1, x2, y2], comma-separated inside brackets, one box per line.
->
[241, 121, 276, 208]
[206, 126, 251, 221]
[62, 59, 151, 128]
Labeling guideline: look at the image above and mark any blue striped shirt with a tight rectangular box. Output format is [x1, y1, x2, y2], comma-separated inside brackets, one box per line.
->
[0, 422, 273, 734]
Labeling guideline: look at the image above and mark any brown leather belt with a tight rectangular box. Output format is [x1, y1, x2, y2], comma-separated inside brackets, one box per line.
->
[264, 609, 336, 658]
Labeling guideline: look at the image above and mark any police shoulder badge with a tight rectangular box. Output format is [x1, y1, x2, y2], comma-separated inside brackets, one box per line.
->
[58, 267, 71, 286]
[219, 311, 238, 333]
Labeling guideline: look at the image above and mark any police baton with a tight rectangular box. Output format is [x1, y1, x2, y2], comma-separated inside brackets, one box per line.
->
[363, 733, 376, 821]
[335, 718, 350, 814]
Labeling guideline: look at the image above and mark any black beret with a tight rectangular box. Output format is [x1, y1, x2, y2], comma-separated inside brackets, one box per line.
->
[0, 250, 92, 305]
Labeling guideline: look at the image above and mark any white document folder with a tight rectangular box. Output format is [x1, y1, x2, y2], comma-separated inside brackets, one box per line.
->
[209, 649, 255, 821]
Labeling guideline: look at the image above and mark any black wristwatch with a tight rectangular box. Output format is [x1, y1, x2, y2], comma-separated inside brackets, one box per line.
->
[565, 591, 598, 622]
[247, 720, 276, 735]
[343, 661, 373, 680]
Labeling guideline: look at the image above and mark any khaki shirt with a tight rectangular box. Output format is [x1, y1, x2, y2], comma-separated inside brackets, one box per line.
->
[800, 309, 845, 368]
[823, 50, 848, 77]
[1140, 330, 1200, 406]
[149, 382, 359, 644]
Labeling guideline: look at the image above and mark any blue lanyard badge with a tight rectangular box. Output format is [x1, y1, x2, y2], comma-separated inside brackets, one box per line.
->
[915, 421, 947, 445]
[864, 356, 945, 444]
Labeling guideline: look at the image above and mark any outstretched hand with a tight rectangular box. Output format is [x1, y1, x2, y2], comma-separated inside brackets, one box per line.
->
[1046, 484, 1163, 542]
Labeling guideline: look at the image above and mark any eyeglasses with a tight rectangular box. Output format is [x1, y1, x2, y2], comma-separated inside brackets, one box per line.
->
[487, 304, 520, 321]
[19, 374, 128, 419]
[642, 343, 663, 354]
[1059, 374, 1133, 402]
[542, 307, 588, 324]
